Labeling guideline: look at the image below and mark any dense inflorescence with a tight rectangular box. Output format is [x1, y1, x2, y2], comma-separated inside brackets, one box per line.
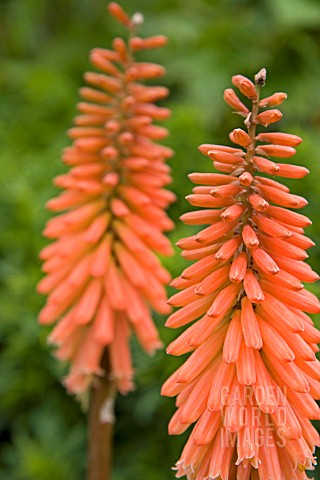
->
[38, 3, 174, 395]
[162, 69, 320, 480]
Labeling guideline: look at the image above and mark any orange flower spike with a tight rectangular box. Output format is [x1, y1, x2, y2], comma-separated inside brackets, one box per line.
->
[38, 3, 173, 396]
[163, 68, 319, 479]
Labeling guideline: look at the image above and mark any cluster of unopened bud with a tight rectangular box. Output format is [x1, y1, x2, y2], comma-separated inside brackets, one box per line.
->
[163, 69, 320, 480]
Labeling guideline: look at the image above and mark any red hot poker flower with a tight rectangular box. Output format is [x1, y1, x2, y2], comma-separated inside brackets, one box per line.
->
[162, 69, 320, 480]
[38, 2, 174, 396]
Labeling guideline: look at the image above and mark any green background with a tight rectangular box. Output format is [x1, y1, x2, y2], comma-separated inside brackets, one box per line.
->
[1, 0, 319, 478]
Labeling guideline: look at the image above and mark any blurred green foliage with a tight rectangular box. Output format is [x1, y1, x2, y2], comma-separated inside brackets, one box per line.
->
[1, 0, 320, 478]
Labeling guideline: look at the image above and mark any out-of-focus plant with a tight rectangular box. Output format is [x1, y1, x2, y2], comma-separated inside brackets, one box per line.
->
[37, 3, 173, 478]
